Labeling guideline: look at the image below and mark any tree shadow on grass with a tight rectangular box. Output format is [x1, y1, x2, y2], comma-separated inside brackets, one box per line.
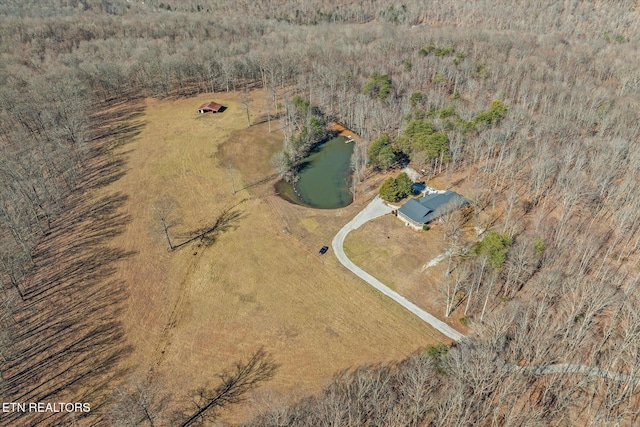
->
[83, 99, 146, 191]
[173, 207, 246, 250]
[238, 173, 280, 192]
[0, 101, 143, 426]
[1, 193, 135, 425]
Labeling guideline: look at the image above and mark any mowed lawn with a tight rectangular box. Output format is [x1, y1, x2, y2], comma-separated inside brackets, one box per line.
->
[343, 213, 473, 332]
[98, 91, 447, 422]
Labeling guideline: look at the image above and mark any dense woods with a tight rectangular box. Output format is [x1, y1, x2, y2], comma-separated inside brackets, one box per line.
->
[2, 0, 640, 424]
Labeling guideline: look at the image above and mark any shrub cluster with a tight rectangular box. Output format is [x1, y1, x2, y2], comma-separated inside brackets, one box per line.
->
[379, 172, 414, 202]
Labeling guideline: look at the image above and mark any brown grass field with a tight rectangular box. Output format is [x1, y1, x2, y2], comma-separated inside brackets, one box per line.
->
[343, 213, 475, 333]
[94, 90, 447, 423]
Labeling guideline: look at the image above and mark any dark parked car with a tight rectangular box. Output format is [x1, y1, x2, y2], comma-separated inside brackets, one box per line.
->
[319, 246, 329, 255]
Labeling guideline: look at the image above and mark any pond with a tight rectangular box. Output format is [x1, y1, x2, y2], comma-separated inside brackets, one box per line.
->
[276, 136, 355, 209]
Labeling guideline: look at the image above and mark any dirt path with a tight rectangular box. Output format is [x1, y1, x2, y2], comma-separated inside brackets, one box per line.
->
[149, 244, 205, 375]
[421, 249, 453, 271]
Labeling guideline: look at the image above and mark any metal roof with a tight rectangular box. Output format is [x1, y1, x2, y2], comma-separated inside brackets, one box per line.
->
[398, 191, 467, 224]
[198, 101, 223, 111]
[398, 199, 432, 223]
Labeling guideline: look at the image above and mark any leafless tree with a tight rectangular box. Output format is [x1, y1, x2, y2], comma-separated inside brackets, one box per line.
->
[109, 376, 167, 427]
[151, 196, 181, 251]
[350, 141, 367, 201]
[177, 348, 278, 426]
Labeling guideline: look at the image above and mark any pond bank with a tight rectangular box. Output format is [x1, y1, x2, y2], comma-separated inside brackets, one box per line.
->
[276, 135, 354, 209]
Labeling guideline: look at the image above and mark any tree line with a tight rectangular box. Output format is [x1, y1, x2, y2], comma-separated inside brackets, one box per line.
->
[2, 0, 640, 424]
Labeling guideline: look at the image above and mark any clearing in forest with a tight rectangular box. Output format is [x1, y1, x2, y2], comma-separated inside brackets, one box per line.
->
[97, 90, 446, 423]
[343, 209, 477, 331]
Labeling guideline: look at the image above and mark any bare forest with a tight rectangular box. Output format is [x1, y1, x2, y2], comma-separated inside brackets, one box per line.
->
[2, 0, 640, 425]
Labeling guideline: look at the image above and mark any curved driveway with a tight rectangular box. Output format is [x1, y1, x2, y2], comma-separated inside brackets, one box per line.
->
[332, 196, 640, 383]
[332, 196, 465, 341]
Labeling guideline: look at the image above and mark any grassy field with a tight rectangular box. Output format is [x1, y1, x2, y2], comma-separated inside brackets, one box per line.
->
[96, 91, 447, 423]
[343, 207, 476, 333]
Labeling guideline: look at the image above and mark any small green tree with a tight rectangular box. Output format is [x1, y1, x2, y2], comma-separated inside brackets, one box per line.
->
[438, 106, 456, 119]
[534, 238, 546, 255]
[472, 231, 513, 270]
[368, 134, 389, 161]
[377, 145, 398, 170]
[396, 116, 450, 166]
[368, 134, 397, 170]
[292, 96, 311, 115]
[424, 131, 450, 161]
[308, 115, 325, 141]
[363, 72, 392, 101]
[379, 177, 400, 202]
[419, 45, 454, 57]
[471, 100, 508, 129]
[424, 343, 448, 373]
[396, 118, 434, 154]
[379, 173, 413, 202]
[409, 92, 423, 108]
[395, 172, 414, 198]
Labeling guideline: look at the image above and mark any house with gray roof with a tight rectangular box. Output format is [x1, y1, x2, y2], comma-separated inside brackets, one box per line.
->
[397, 191, 467, 229]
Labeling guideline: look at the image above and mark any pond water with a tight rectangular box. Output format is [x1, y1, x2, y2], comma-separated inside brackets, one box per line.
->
[276, 136, 354, 209]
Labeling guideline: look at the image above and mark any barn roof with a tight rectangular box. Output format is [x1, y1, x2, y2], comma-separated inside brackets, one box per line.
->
[198, 101, 223, 111]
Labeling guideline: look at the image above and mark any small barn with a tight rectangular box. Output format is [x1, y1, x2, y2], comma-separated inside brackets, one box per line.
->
[198, 101, 224, 113]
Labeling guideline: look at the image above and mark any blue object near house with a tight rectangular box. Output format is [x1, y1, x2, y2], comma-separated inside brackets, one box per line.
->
[412, 182, 426, 194]
[398, 191, 467, 228]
